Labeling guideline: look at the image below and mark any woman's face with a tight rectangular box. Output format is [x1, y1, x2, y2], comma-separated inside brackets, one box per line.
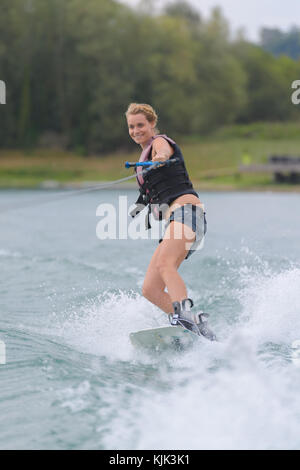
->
[127, 113, 155, 148]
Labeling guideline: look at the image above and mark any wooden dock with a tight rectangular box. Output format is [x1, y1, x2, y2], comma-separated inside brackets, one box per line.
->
[239, 156, 300, 183]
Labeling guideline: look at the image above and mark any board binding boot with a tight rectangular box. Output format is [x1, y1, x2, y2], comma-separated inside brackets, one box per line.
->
[169, 298, 217, 342]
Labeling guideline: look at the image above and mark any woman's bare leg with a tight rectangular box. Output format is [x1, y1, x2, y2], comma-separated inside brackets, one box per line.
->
[142, 221, 195, 313]
[142, 242, 173, 313]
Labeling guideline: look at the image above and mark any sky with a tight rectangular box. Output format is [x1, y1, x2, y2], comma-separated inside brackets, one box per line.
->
[121, 0, 300, 42]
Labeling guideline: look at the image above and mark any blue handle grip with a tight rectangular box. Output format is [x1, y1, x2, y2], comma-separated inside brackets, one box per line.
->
[125, 161, 156, 168]
[125, 159, 177, 169]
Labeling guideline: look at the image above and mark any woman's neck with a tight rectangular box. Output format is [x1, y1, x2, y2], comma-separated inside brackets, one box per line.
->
[141, 134, 156, 149]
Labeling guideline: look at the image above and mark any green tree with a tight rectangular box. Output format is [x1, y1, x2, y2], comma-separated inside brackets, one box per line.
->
[233, 40, 300, 122]
[260, 27, 300, 60]
[190, 8, 247, 133]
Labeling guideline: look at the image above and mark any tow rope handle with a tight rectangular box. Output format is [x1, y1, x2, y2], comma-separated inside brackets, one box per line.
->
[125, 158, 178, 169]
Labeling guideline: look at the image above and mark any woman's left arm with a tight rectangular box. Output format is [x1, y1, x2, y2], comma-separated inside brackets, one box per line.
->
[152, 137, 174, 162]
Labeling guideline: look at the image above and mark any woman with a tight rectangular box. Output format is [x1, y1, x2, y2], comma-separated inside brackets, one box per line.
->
[126, 103, 215, 339]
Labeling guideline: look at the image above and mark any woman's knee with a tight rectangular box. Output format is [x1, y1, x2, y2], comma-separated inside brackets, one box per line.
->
[142, 282, 152, 300]
[142, 273, 165, 300]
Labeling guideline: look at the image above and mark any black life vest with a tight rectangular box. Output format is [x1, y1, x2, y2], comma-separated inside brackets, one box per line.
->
[131, 135, 199, 229]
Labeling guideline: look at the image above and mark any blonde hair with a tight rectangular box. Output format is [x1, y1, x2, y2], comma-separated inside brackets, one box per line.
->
[125, 103, 159, 132]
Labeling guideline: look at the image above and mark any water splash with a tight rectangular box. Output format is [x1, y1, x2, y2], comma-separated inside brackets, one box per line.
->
[53, 290, 169, 362]
[238, 267, 300, 345]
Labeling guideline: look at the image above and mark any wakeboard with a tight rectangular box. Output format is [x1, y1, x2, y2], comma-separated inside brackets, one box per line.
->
[130, 325, 198, 351]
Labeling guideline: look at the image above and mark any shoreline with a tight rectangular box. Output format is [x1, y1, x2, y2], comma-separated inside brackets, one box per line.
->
[0, 180, 300, 193]
[2, 132, 300, 194]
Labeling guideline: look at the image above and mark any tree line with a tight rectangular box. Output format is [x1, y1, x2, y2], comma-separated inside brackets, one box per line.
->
[260, 26, 300, 60]
[0, 0, 300, 154]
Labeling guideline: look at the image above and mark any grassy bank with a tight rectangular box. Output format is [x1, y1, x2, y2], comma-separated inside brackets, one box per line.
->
[1, 122, 300, 190]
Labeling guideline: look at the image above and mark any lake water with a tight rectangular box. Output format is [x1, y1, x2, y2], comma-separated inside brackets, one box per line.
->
[0, 189, 300, 450]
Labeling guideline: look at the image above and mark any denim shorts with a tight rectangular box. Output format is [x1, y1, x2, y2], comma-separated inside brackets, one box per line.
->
[160, 204, 207, 259]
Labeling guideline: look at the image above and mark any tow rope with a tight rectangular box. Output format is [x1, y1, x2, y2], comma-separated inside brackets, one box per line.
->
[0, 159, 177, 214]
